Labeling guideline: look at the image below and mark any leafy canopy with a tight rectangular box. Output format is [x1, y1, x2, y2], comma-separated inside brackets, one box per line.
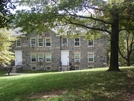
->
[0, 28, 15, 66]
[0, 0, 15, 28]
[14, 0, 134, 35]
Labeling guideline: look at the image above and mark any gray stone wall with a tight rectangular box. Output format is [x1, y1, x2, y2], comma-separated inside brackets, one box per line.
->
[12, 31, 107, 70]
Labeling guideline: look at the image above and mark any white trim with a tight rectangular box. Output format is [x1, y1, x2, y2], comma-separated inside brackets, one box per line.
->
[30, 53, 37, 62]
[38, 38, 44, 47]
[88, 52, 94, 63]
[45, 37, 51, 47]
[74, 52, 81, 62]
[62, 38, 68, 47]
[87, 40, 94, 47]
[16, 39, 21, 47]
[74, 38, 80, 47]
[45, 53, 52, 63]
[38, 54, 44, 62]
[30, 38, 36, 47]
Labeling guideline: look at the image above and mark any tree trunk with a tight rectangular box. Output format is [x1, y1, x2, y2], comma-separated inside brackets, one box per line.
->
[108, 18, 120, 71]
[127, 56, 131, 66]
[127, 60, 130, 66]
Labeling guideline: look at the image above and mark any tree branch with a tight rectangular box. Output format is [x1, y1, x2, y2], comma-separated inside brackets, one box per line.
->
[119, 28, 134, 32]
[118, 49, 127, 61]
[69, 14, 112, 24]
[69, 21, 111, 34]
[129, 42, 134, 53]
[83, 6, 93, 17]
[62, 8, 111, 25]
[126, 34, 129, 53]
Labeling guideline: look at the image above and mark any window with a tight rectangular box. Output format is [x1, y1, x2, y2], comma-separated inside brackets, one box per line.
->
[88, 40, 94, 46]
[38, 54, 44, 62]
[88, 52, 94, 62]
[31, 67, 36, 70]
[74, 38, 80, 46]
[30, 38, 36, 47]
[46, 67, 51, 71]
[75, 67, 80, 70]
[16, 39, 21, 47]
[62, 38, 68, 46]
[30, 54, 36, 62]
[38, 38, 44, 47]
[45, 38, 51, 46]
[74, 53, 80, 62]
[45, 54, 51, 62]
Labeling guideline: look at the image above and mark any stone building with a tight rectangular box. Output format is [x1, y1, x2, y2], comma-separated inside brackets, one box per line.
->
[12, 30, 107, 71]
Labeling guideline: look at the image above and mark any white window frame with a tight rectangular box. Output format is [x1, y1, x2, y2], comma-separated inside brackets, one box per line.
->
[45, 54, 51, 62]
[88, 52, 94, 63]
[74, 52, 81, 62]
[74, 38, 80, 46]
[30, 38, 36, 47]
[16, 39, 21, 47]
[38, 54, 44, 62]
[88, 40, 94, 47]
[45, 38, 51, 47]
[62, 38, 68, 46]
[38, 38, 44, 47]
[30, 54, 37, 62]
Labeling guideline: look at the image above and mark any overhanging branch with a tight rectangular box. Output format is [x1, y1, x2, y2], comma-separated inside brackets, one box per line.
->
[69, 14, 112, 24]
[119, 28, 134, 32]
[60, 8, 111, 25]
[69, 21, 111, 34]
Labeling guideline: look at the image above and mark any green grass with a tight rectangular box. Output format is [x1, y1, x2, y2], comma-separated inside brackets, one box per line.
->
[0, 67, 134, 101]
[21, 70, 58, 73]
[0, 69, 8, 77]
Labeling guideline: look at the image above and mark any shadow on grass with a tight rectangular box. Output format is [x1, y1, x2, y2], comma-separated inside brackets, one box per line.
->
[0, 67, 134, 101]
[27, 69, 134, 101]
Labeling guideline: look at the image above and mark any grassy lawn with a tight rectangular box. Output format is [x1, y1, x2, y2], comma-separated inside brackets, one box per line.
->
[0, 69, 8, 77]
[0, 67, 134, 101]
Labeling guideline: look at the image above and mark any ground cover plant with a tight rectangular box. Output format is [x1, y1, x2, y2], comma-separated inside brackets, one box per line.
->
[0, 67, 134, 101]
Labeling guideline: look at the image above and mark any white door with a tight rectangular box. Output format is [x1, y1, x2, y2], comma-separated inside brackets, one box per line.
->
[61, 50, 69, 65]
[15, 51, 22, 65]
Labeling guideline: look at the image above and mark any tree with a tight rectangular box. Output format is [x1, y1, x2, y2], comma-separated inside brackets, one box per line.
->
[0, 28, 15, 66]
[119, 31, 134, 66]
[130, 51, 134, 65]
[14, 0, 134, 71]
[0, 0, 15, 28]
[0, 0, 16, 67]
